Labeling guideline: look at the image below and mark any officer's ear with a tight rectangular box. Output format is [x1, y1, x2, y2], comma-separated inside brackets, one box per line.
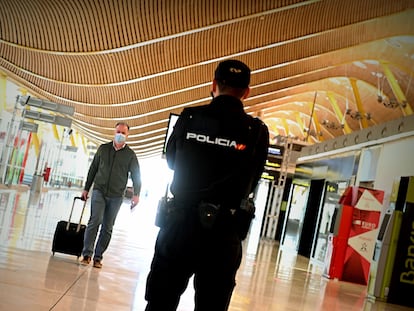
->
[241, 87, 250, 100]
[211, 80, 218, 97]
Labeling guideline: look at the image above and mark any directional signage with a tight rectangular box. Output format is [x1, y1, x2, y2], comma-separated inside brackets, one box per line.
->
[65, 146, 78, 152]
[22, 109, 72, 127]
[17, 95, 75, 116]
[19, 121, 39, 133]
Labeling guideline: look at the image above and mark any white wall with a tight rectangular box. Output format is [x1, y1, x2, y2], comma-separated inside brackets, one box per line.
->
[374, 135, 414, 206]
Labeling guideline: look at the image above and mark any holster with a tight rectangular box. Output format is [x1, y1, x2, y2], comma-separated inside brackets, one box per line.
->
[197, 198, 255, 240]
[235, 198, 256, 240]
[155, 197, 174, 228]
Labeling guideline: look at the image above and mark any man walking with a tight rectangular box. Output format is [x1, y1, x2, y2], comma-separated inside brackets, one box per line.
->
[80, 122, 141, 268]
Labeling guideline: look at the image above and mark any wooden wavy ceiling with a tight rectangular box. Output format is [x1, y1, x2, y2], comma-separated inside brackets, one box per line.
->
[0, 0, 413, 158]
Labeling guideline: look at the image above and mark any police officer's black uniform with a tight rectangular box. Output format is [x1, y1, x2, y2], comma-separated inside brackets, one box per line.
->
[145, 63, 269, 311]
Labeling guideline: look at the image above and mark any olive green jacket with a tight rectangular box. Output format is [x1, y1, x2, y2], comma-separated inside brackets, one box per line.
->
[84, 141, 141, 197]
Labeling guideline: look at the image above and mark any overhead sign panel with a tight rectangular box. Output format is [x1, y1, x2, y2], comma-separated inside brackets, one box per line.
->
[22, 109, 72, 128]
[65, 146, 78, 152]
[17, 95, 75, 116]
[19, 121, 38, 133]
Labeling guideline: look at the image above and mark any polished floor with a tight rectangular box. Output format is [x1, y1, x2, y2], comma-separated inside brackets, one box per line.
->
[0, 185, 412, 311]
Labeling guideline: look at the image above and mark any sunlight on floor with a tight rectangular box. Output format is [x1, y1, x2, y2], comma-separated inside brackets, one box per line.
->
[0, 158, 413, 310]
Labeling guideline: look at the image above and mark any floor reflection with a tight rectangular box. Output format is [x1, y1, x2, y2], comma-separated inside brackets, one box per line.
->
[0, 186, 412, 310]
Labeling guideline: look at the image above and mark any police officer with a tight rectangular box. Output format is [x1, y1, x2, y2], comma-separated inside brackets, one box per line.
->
[144, 59, 269, 311]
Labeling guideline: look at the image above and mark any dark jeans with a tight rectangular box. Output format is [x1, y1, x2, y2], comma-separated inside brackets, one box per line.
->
[145, 205, 242, 311]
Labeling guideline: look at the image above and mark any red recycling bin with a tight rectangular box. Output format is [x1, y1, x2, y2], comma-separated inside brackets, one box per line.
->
[324, 187, 384, 285]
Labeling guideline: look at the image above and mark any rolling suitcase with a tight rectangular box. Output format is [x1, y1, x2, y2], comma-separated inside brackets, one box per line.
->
[52, 196, 87, 258]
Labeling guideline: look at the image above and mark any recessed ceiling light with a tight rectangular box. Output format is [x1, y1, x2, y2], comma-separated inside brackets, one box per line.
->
[385, 38, 401, 48]
[353, 61, 367, 69]
[371, 72, 383, 78]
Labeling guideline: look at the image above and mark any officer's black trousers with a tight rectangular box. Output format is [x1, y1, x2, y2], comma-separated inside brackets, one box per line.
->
[145, 206, 242, 311]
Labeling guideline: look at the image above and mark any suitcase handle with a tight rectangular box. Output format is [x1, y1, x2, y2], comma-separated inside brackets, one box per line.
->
[66, 196, 87, 232]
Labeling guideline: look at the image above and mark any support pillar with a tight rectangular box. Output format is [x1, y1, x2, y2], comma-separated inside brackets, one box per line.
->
[327, 91, 352, 134]
[350, 78, 369, 129]
[381, 61, 413, 116]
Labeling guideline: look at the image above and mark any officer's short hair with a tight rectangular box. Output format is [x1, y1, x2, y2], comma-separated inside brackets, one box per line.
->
[214, 59, 251, 89]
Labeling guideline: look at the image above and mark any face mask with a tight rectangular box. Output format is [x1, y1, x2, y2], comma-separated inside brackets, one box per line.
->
[114, 133, 126, 144]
